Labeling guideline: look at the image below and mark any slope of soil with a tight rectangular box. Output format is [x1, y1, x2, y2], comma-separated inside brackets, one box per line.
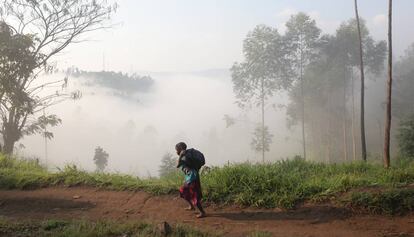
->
[0, 187, 413, 237]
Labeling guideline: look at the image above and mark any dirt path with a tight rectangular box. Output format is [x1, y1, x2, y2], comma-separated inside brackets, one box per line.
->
[0, 187, 413, 237]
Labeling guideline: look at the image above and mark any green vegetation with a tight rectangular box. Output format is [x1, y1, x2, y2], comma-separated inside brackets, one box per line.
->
[342, 189, 414, 214]
[0, 219, 214, 237]
[1, 154, 414, 211]
[202, 158, 414, 209]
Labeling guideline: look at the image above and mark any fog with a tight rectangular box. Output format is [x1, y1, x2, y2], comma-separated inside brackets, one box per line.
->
[21, 71, 298, 176]
[5, 0, 414, 177]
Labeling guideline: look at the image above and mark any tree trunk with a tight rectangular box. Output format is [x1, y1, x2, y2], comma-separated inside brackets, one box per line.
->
[351, 69, 357, 161]
[3, 116, 18, 155]
[261, 78, 265, 163]
[377, 119, 384, 158]
[384, 0, 393, 168]
[354, 0, 367, 161]
[326, 92, 332, 163]
[3, 138, 16, 155]
[300, 48, 306, 160]
[343, 67, 348, 161]
[3, 125, 17, 155]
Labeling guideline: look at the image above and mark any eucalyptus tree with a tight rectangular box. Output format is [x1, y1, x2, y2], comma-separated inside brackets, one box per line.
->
[286, 34, 344, 162]
[285, 20, 386, 163]
[0, 0, 116, 154]
[354, 0, 368, 161]
[333, 19, 386, 161]
[231, 25, 290, 162]
[384, 0, 393, 168]
[284, 12, 321, 160]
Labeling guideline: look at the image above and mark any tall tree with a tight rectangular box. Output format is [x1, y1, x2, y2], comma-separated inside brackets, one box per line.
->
[284, 12, 321, 160]
[351, 69, 357, 160]
[334, 19, 386, 161]
[384, 0, 393, 168]
[285, 20, 385, 163]
[354, 0, 367, 161]
[231, 25, 290, 162]
[0, 0, 116, 154]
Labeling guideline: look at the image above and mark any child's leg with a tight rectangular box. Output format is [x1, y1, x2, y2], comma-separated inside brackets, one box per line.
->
[196, 202, 206, 218]
[180, 185, 195, 210]
[185, 200, 195, 210]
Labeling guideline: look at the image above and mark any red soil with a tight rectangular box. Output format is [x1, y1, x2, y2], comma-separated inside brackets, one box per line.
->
[0, 187, 413, 237]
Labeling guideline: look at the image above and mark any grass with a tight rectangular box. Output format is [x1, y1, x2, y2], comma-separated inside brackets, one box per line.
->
[201, 159, 414, 209]
[0, 154, 413, 211]
[341, 188, 414, 214]
[0, 219, 215, 237]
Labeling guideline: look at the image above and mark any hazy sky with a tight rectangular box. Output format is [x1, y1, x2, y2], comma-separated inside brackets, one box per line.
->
[59, 0, 414, 73]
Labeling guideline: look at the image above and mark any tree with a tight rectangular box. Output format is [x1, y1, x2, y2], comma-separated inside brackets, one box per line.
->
[231, 25, 290, 162]
[0, 0, 116, 154]
[0, 22, 62, 153]
[285, 20, 385, 163]
[93, 146, 109, 172]
[354, 0, 367, 161]
[333, 19, 386, 161]
[251, 125, 273, 158]
[384, 0, 393, 168]
[159, 152, 177, 177]
[284, 12, 321, 160]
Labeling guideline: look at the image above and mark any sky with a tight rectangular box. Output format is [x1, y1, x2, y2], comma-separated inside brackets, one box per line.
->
[58, 0, 414, 73]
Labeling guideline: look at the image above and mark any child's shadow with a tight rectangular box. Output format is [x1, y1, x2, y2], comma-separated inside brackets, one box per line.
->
[208, 206, 350, 224]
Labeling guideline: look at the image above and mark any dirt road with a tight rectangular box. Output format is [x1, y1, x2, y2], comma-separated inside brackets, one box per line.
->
[0, 187, 412, 237]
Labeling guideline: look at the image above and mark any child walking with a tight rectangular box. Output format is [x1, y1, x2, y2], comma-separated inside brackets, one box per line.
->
[176, 142, 206, 218]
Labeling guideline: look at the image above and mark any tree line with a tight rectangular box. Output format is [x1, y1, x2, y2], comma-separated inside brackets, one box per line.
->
[67, 68, 154, 94]
[231, 1, 405, 167]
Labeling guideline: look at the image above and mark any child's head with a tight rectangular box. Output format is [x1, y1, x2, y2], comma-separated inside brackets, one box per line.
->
[175, 142, 187, 156]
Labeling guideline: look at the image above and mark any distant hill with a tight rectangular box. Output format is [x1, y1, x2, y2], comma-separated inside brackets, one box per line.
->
[66, 68, 154, 94]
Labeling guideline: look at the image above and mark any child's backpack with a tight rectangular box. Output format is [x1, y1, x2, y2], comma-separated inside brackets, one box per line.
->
[186, 148, 205, 171]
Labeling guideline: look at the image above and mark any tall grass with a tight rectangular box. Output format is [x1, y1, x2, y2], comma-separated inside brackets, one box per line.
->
[202, 158, 414, 208]
[0, 154, 413, 209]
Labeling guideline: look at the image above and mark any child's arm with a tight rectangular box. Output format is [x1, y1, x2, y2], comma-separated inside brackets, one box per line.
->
[176, 150, 187, 168]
